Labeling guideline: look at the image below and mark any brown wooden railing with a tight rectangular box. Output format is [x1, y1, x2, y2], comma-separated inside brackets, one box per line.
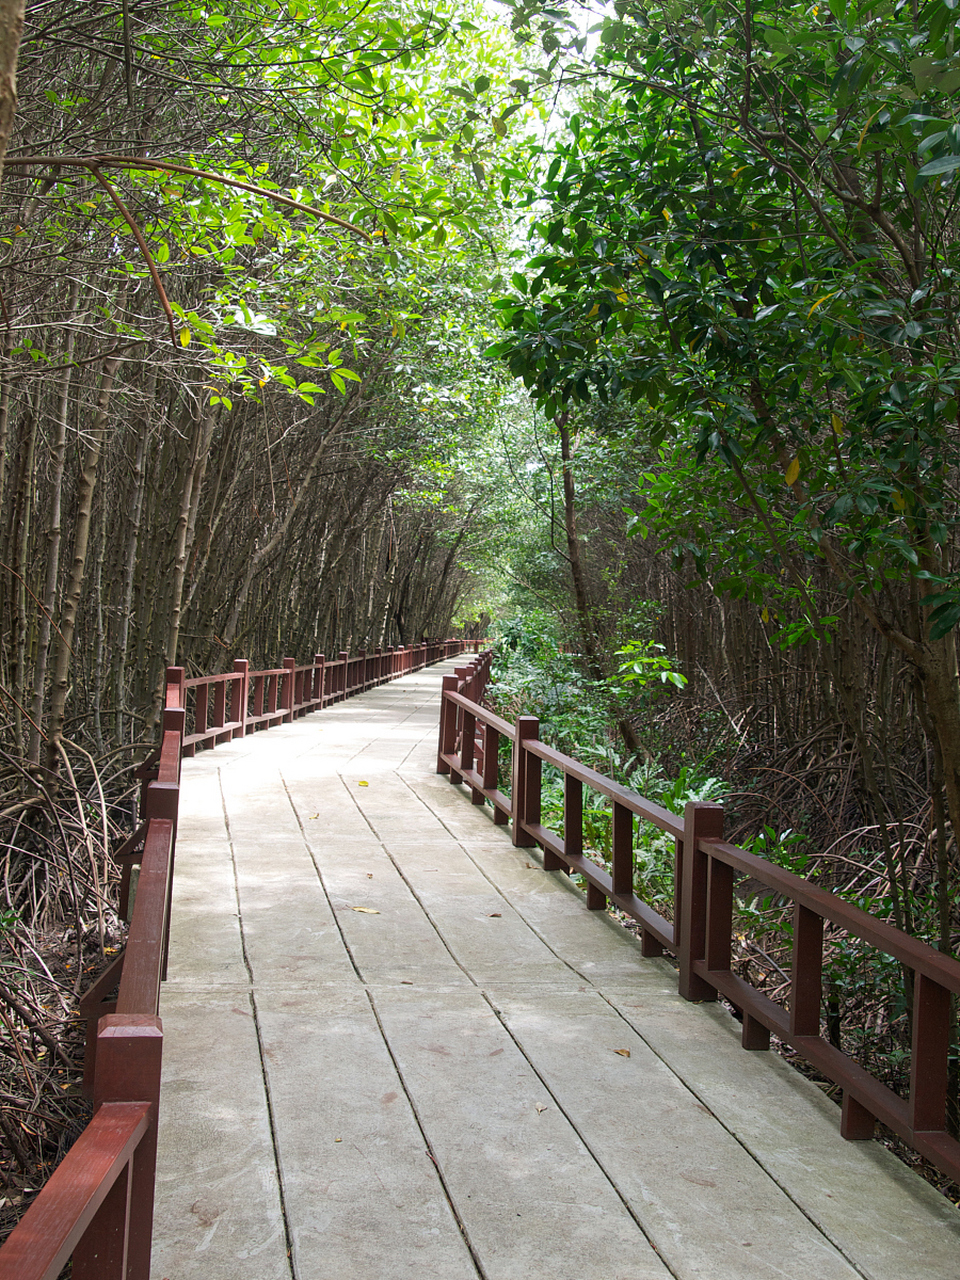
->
[0, 670, 183, 1280]
[181, 639, 469, 756]
[437, 659, 960, 1186]
[0, 638, 472, 1280]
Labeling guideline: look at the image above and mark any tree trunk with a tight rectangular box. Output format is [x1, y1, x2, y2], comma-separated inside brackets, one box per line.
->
[46, 352, 121, 775]
[29, 279, 80, 765]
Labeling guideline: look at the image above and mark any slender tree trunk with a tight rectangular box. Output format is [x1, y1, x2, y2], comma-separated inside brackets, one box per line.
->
[29, 279, 80, 765]
[0, 0, 24, 182]
[11, 388, 36, 744]
[165, 406, 216, 666]
[46, 352, 121, 775]
[114, 367, 154, 748]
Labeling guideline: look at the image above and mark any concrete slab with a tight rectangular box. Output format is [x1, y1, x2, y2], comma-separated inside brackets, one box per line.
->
[370, 985, 672, 1280]
[255, 985, 479, 1279]
[489, 986, 859, 1280]
[153, 991, 289, 1280]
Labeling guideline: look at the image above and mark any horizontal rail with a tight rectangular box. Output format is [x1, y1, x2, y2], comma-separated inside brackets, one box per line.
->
[699, 838, 960, 993]
[438, 676, 960, 1185]
[116, 820, 174, 1015]
[529, 738, 683, 840]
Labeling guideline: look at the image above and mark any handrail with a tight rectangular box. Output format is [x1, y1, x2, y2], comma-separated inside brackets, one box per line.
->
[0, 1102, 151, 1280]
[437, 669, 960, 1187]
[0, 639, 474, 1278]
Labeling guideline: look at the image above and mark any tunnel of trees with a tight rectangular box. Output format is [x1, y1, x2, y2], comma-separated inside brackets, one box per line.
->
[2, 0, 960, 1225]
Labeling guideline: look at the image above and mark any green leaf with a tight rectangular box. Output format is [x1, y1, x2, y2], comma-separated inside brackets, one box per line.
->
[915, 153, 960, 179]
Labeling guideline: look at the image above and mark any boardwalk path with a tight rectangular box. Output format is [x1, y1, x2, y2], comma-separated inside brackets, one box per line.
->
[153, 659, 960, 1280]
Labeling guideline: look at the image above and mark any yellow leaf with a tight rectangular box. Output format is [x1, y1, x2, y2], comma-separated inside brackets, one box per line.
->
[892, 490, 906, 511]
[358, 780, 369, 786]
[180, 328, 191, 347]
[831, 413, 843, 435]
[258, 377, 267, 388]
[762, 607, 770, 623]
[731, 164, 749, 178]
[309, 813, 319, 819]
[662, 207, 672, 221]
[785, 457, 800, 486]
[615, 289, 629, 304]
[351, 906, 380, 914]
[858, 110, 880, 155]
[807, 291, 837, 318]
[613, 1048, 631, 1058]
[588, 303, 600, 317]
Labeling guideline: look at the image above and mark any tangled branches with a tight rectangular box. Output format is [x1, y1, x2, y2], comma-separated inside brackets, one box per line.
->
[0, 735, 134, 1238]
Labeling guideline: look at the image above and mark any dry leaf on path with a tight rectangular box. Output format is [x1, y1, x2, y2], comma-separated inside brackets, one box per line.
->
[366, 873, 373, 878]
[535, 1103, 547, 1114]
[309, 813, 319, 819]
[358, 780, 369, 786]
[613, 1049, 631, 1058]
[488, 912, 501, 918]
[351, 906, 380, 914]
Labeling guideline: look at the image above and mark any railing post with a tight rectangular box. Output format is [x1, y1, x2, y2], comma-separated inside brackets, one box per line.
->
[437, 675, 459, 776]
[678, 801, 724, 1002]
[281, 657, 296, 721]
[512, 716, 539, 848]
[72, 1015, 163, 1280]
[338, 651, 348, 701]
[231, 659, 249, 738]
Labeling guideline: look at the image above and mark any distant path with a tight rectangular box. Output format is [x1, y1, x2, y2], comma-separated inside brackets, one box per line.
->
[152, 658, 960, 1280]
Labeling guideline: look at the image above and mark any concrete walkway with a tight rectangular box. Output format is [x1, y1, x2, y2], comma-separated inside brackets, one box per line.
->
[153, 659, 960, 1280]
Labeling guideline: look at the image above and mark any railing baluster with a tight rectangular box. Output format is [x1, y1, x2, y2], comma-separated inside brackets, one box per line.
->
[910, 971, 950, 1132]
[195, 682, 208, 741]
[706, 856, 734, 973]
[790, 903, 824, 1038]
[318, 656, 327, 704]
[231, 659, 248, 738]
[511, 716, 539, 849]
[437, 675, 459, 777]
[213, 678, 227, 742]
[282, 657, 295, 722]
[611, 800, 633, 900]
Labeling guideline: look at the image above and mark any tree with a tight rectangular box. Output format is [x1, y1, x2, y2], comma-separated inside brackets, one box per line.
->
[488, 0, 960, 945]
